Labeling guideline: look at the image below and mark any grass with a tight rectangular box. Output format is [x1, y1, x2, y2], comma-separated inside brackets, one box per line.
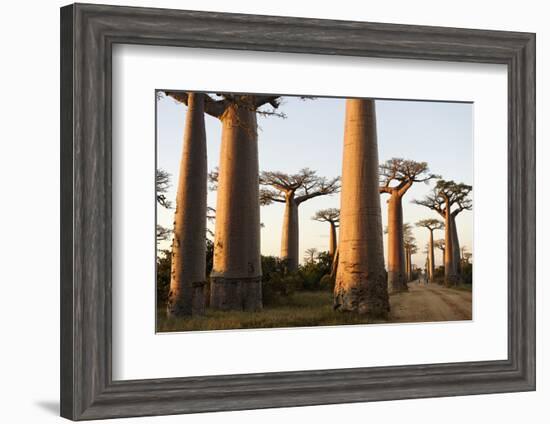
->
[157, 291, 375, 332]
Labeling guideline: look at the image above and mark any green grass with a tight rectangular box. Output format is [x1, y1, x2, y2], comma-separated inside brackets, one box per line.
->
[157, 291, 375, 332]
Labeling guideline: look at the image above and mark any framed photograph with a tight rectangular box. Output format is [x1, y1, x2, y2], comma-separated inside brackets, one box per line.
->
[60, 3, 535, 420]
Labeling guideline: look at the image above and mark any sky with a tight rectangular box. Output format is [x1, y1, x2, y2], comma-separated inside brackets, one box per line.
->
[156, 94, 473, 269]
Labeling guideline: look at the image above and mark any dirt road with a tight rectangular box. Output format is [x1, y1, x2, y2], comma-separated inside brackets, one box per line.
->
[389, 281, 472, 323]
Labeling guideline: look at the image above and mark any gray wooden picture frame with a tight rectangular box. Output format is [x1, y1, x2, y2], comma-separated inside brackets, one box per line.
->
[60, 3, 536, 421]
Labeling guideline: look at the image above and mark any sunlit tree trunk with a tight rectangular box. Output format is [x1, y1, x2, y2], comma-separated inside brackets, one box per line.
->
[329, 221, 337, 257]
[167, 93, 207, 317]
[387, 192, 407, 292]
[334, 99, 389, 317]
[210, 104, 262, 311]
[280, 196, 299, 271]
[444, 203, 459, 286]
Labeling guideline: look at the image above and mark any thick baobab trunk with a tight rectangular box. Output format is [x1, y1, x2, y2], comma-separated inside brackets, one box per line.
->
[444, 208, 459, 286]
[329, 222, 337, 258]
[334, 99, 389, 317]
[167, 93, 207, 317]
[387, 192, 407, 292]
[280, 197, 299, 271]
[428, 230, 435, 281]
[210, 104, 262, 311]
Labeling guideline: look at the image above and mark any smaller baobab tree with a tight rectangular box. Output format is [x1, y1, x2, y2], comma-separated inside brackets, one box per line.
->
[433, 239, 446, 279]
[463, 251, 473, 270]
[414, 180, 472, 286]
[460, 247, 472, 273]
[304, 247, 319, 265]
[416, 218, 444, 282]
[311, 208, 340, 258]
[379, 159, 438, 292]
[260, 168, 340, 271]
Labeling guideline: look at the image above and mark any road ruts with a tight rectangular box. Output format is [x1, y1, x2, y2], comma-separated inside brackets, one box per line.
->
[388, 281, 472, 323]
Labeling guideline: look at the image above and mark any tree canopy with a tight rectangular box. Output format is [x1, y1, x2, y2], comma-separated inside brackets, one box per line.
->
[162, 91, 286, 119]
[311, 208, 340, 225]
[416, 218, 444, 232]
[403, 223, 417, 252]
[260, 168, 340, 205]
[379, 158, 439, 196]
[413, 179, 472, 217]
[156, 168, 172, 209]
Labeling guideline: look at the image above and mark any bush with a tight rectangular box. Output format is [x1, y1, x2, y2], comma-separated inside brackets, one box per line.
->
[319, 274, 335, 291]
[461, 262, 473, 285]
[297, 251, 333, 291]
[262, 273, 303, 305]
[156, 249, 171, 307]
[261, 256, 296, 305]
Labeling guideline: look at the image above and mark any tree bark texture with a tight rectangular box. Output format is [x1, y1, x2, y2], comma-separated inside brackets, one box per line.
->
[167, 93, 207, 317]
[444, 205, 460, 286]
[210, 104, 262, 311]
[387, 192, 407, 292]
[334, 99, 389, 317]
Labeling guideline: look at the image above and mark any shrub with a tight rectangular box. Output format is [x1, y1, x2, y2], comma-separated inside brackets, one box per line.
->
[319, 274, 335, 291]
[461, 262, 473, 285]
[156, 249, 171, 307]
[296, 251, 333, 290]
[261, 256, 297, 305]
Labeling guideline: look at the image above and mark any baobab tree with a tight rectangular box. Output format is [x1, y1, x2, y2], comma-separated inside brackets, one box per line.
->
[416, 218, 444, 282]
[434, 239, 446, 272]
[311, 208, 340, 257]
[165, 91, 283, 312]
[334, 99, 389, 317]
[260, 169, 340, 271]
[403, 223, 417, 282]
[414, 180, 472, 285]
[460, 246, 472, 270]
[304, 247, 319, 264]
[379, 158, 438, 292]
[162, 93, 209, 317]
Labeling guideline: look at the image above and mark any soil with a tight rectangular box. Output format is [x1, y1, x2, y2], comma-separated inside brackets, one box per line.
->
[389, 280, 472, 323]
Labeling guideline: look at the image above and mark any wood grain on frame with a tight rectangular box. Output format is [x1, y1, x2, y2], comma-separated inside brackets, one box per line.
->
[60, 3, 535, 420]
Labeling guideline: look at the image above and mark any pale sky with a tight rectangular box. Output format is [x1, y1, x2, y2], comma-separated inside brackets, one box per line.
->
[156, 94, 473, 269]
